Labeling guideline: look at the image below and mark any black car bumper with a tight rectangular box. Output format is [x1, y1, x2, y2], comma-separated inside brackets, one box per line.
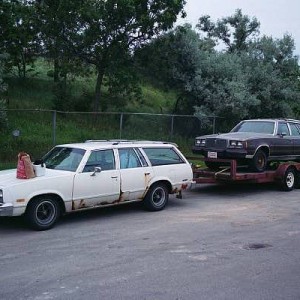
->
[192, 146, 248, 159]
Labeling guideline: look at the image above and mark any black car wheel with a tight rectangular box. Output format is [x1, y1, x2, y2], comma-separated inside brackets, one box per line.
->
[25, 196, 60, 230]
[250, 149, 267, 172]
[143, 183, 169, 211]
[281, 167, 296, 191]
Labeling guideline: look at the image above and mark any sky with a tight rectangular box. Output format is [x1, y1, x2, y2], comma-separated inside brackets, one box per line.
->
[177, 0, 300, 56]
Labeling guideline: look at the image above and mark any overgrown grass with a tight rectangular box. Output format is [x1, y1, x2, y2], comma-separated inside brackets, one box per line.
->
[1, 60, 198, 169]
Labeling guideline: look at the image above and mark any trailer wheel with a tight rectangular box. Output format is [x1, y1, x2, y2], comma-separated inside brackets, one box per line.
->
[281, 167, 296, 191]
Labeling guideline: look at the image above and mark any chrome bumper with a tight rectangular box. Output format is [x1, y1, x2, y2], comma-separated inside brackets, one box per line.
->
[0, 203, 14, 216]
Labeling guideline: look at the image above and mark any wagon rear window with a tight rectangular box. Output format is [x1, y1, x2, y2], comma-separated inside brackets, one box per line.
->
[143, 147, 184, 166]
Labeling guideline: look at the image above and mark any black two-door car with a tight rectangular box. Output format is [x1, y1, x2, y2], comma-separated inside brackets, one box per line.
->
[192, 119, 300, 172]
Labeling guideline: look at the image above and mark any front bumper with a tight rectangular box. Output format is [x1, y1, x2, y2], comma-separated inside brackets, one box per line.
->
[192, 146, 249, 159]
[0, 203, 14, 216]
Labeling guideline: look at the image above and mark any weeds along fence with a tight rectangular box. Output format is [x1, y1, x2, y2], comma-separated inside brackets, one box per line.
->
[0, 109, 222, 164]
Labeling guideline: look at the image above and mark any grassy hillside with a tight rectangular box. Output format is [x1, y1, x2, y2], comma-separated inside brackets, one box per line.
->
[0, 60, 195, 170]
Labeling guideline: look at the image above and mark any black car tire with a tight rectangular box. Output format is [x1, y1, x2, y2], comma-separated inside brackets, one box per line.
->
[25, 196, 60, 230]
[280, 167, 296, 191]
[250, 149, 267, 172]
[143, 183, 169, 211]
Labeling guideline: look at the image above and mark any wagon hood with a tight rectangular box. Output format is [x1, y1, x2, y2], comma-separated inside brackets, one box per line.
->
[198, 132, 273, 141]
[0, 168, 74, 188]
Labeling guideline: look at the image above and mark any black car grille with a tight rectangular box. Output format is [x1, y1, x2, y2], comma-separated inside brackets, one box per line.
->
[206, 138, 227, 150]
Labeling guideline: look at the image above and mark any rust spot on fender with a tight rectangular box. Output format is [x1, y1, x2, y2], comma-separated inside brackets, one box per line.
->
[145, 173, 151, 186]
[78, 199, 86, 209]
[72, 199, 87, 210]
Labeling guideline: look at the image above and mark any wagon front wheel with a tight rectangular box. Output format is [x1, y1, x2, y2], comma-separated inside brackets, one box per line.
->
[25, 196, 60, 230]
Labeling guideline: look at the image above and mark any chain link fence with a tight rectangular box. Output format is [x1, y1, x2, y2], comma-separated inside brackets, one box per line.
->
[0, 109, 223, 164]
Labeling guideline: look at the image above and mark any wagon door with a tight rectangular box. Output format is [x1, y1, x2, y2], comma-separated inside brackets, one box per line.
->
[72, 149, 120, 209]
[117, 148, 153, 201]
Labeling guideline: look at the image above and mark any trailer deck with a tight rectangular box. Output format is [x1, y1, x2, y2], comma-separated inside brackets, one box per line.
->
[192, 158, 300, 190]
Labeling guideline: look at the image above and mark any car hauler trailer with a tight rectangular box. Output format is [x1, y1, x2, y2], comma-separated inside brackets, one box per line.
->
[192, 158, 300, 191]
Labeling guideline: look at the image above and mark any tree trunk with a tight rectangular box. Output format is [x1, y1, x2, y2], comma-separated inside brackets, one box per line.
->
[94, 67, 105, 112]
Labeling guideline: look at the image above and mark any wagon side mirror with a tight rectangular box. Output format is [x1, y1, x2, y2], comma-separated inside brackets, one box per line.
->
[91, 166, 102, 176]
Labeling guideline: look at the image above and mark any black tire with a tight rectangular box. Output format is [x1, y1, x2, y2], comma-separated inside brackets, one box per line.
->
[25, 196, 60, 230]
[250, 149, 267, 172]
[143, 183, 169, 211]
[280, 167, 296, 191]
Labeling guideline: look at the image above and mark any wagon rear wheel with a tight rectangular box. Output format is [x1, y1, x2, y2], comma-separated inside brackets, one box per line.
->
[143, 183, 169, 211]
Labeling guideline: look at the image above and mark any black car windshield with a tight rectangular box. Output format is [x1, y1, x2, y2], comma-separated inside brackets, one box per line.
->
[232, 121, 275, 134]
[42, 147, 86, 171]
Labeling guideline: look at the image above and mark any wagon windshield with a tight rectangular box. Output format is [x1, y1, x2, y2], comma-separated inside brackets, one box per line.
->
[232, 121, 275, 134]
[42, 147, 86, 171]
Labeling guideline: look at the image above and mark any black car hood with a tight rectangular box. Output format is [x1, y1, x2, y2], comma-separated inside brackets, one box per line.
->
[197, 132, 273, 141]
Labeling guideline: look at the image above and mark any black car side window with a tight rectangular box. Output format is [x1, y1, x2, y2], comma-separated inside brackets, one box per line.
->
[289, 123, 300, 136]
[277, 123, 290, 136]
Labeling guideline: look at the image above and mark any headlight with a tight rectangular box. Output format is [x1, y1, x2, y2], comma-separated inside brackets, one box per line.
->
[0, 189, 3, 204]
[195, 139, 206, 146]
[229, 140, 244, 148]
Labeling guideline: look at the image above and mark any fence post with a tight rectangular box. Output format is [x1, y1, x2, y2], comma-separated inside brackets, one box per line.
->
[119, 113, 123, 139]
[170, 115, 174, 138]
[213, 116, 216, 134]
[52, 110, 56, 145]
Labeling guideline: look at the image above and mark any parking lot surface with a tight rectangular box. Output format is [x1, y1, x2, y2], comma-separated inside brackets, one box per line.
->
[1, 183, 300, 300]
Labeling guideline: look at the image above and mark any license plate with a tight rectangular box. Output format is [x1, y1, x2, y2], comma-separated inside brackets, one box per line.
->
[208, 151, 218, 159]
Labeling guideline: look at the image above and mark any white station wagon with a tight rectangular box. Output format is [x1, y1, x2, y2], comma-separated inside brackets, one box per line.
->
[0, 140, 193, 230]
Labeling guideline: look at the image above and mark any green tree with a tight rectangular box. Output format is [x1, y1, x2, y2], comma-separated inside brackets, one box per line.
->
[35, 0, 84, 83]
[0, 0, 39, 77]
[0, 53, 8, 129]
[244, 34, 300, 118]
[197, 9, 260, 53]
[58, 0, 186, 111]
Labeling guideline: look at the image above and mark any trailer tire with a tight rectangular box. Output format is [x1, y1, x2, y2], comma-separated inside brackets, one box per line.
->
[280, 167, 296, 191]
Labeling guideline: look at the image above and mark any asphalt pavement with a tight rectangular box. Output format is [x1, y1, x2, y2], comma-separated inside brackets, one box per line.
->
[1, 182, 300, 300]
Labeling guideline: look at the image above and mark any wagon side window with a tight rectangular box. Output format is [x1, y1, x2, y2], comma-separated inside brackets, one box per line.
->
[83, 149, 115, 172]
[118, 148, 142, 169]
[143, 147, 184, 166]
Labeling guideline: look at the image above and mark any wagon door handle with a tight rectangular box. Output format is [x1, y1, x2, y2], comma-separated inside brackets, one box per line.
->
[111, 176, 118, 179]
[145, 172, 150, 175]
